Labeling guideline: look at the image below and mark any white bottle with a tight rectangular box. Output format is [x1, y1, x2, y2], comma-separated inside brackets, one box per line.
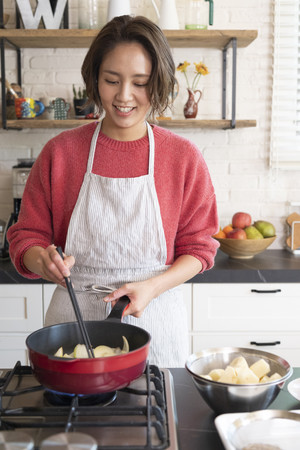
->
[107, 0, 131, 22]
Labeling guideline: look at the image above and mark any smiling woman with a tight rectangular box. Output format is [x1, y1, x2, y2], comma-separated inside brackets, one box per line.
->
[7, 15, 219, 368]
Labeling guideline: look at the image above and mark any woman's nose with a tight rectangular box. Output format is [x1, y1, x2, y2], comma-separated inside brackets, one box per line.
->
[116, 82, 133, 101]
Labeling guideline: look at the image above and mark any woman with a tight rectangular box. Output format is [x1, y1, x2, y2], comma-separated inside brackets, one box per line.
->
[7, 15, 219, 367]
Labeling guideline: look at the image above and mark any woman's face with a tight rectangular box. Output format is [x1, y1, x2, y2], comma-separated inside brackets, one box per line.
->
[98, 42, 152, 140]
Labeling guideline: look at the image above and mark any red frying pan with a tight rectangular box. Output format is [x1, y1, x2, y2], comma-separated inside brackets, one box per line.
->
[26, 297, 151, 394]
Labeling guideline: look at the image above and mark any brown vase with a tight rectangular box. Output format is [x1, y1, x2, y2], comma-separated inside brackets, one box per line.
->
[184, 88, 202, 119]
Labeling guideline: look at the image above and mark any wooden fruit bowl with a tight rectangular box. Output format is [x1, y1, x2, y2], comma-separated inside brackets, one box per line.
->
[214, 236, 276, 259]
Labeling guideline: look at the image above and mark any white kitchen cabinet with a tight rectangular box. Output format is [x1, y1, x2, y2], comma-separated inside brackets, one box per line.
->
[191, 283, 300, 366]
[0, 334, 29, 368]
[0, 285, 43, 332]
[0, 284, 43, 365]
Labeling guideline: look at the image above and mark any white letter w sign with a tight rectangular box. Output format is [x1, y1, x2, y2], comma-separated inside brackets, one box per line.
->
[16, 0, 67, 29]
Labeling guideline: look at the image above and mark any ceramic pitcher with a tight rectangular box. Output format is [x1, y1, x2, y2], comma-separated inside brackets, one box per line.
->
[150, 0, 179, 30]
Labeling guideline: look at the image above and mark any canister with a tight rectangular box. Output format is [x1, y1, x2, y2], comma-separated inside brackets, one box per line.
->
[185, 0, 214, 30]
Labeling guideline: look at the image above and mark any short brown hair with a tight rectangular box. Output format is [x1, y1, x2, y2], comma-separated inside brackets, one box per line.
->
[81, 15, 176, 117]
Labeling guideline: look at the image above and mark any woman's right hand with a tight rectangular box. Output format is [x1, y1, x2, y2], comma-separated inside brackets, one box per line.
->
[23, 244, 75, 286]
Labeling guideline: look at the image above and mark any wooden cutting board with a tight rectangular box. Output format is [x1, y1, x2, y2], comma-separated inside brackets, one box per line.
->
[286, 212, 300, 250]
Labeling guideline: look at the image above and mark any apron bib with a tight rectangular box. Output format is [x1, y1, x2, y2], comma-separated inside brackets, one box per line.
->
[45, 122, 189, 367]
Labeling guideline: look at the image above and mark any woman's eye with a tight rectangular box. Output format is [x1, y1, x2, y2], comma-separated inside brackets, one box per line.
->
[105, 79, 118, 85]
[135, 83, 148, 87]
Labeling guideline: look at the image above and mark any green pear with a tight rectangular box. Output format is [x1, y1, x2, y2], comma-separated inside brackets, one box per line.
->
[254, 220, 276, 238]
[245, 225, 264, 240]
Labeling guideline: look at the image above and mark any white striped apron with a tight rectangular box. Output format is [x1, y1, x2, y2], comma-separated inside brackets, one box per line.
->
[45, 122, 189, 367]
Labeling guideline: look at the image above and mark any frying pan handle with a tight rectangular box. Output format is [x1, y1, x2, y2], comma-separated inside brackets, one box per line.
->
[106, 296, 130, 322]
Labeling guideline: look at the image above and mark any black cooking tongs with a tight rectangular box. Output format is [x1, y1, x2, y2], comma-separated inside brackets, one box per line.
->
[56, 246, 95, 358]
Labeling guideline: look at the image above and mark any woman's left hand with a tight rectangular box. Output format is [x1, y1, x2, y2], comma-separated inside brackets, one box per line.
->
[103, 280, 155, 318]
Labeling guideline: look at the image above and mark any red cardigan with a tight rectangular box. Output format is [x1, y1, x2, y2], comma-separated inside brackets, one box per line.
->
[8, 122, 219, 278]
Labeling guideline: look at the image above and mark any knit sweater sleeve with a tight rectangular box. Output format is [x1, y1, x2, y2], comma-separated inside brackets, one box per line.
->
[174, 145, 219, 272]
[154, 128, 219, 272]
[7, 140, 57, 278]
[7, 124, 94, 278]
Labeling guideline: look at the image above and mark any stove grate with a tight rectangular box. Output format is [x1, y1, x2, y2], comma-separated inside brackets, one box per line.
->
[0, 361, 171, 449]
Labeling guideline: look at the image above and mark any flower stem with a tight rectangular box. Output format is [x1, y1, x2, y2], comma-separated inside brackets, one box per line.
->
[192, 74, 201, 91]
[184, 72, 190, 89]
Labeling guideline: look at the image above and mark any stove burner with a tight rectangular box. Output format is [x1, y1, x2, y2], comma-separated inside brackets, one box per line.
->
[0, 431, 34, 450]
[40, 432, 97, 450]
[44, 389, 117, 406]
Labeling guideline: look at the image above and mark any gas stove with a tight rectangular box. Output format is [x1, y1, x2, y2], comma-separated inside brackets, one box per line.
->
[0, 361, 179, 449]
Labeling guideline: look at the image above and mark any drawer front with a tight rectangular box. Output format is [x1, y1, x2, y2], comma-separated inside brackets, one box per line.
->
[193, 283, 300, 332]
[0, 285, 43, 332]
[0, 334, 29, 366]
[192, 333, 300, 366]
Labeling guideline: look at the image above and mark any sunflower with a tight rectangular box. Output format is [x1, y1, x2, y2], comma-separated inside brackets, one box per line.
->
[177, 61, 209, 90]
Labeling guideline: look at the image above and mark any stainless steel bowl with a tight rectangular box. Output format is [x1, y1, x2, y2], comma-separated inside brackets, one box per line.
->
[186, 347, 293, 414]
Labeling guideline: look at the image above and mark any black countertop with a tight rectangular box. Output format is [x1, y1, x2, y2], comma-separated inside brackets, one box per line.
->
[192, 248, 300, 283]
[0, 249, 299, 284]
[170, 367, 300, 450]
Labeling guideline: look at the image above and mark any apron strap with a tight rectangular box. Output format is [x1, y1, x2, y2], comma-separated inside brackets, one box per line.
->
[86, 121, 102, 174]
[146, 122, 155, 176]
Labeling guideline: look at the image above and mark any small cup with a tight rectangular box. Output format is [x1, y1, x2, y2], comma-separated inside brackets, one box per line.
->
[15, 97, 45, 119]
[40, 96, 56, 120]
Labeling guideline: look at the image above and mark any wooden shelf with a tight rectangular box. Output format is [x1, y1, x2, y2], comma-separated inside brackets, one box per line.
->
[6, 119, 256, 130]
[0, 29, 258, 49]
[0, 28, 258, 130]
[156, 119, 256, 129]
[7, 119, 97, 129]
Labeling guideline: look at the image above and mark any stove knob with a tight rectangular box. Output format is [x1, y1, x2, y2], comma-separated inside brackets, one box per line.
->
[0, 431, 34, 450]
[40, 432, 97, 450]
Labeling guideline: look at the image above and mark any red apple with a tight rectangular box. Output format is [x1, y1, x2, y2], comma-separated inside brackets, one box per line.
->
[232, 212, 252, 229]
[226, 228, 247, 240]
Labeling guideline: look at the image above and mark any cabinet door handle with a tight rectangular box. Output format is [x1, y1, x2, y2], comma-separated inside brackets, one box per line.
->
[250, 341, 281, 346]
[251, 289, 281, 294]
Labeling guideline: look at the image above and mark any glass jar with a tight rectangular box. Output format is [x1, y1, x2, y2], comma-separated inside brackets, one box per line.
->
[286, 201, 300, 254]
[78, 0, 101, 29]
[185, 0, 213, 30]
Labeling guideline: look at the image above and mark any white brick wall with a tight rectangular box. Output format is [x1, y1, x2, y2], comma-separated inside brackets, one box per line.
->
[0, 0, 297, 249]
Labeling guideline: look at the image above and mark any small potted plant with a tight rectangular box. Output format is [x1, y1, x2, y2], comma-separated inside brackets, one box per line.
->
[73, 85, 94, 118]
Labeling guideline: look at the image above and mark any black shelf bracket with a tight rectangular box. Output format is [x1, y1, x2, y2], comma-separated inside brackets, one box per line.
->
[222, 37, 237, 129]
[1, 37, 21, 130]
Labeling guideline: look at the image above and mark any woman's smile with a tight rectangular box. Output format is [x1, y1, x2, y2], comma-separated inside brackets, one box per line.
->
[114, 105, 136, 115]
